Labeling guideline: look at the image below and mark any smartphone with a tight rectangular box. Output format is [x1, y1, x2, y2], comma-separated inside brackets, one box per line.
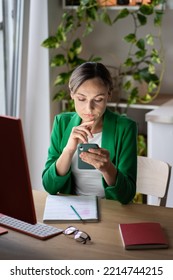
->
[78, 143, 99, 169]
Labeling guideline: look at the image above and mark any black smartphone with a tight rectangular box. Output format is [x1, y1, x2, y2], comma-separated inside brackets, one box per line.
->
[78, 143, 99, 169]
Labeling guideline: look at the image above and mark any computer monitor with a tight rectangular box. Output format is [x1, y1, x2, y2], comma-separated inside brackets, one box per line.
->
[0, 115, 37, 224]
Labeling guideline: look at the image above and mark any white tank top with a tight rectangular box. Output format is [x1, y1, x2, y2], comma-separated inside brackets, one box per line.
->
[71, 132, 105, 198]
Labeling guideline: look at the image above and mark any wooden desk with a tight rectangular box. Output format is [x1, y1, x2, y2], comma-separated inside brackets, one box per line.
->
[0, 190, 173, 260]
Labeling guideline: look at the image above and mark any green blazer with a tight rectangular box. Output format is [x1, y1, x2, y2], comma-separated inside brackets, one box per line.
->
[42, 109, 137, 204]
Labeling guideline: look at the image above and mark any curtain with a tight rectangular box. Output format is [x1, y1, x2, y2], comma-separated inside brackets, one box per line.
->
[0, 0, 5, 114]
[2, 0, 25, 117]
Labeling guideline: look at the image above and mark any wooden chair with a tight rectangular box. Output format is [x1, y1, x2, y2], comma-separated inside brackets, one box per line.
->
[136, 156, 172, 206]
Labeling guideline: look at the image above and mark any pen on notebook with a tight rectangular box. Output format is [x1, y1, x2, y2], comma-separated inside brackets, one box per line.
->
[70, 205, 84, 222]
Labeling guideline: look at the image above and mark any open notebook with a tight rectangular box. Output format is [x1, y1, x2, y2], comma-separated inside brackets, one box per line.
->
[43, 194, 99, 222]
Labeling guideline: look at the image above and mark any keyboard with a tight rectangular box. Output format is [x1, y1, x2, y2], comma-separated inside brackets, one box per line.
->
[0, 214, 63, 240]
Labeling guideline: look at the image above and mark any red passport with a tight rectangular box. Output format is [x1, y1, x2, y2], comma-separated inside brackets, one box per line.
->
[119, 222, 169, 250]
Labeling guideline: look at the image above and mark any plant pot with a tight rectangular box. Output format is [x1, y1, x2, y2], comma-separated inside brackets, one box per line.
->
[97, 0, 116, 6]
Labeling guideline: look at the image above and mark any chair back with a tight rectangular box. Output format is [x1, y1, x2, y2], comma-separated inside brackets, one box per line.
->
[136, 156, 171, 206]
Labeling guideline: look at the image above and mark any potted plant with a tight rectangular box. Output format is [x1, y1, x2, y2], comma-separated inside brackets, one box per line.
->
[42, 0, 112, 111]
[113, 0, 166, 105]
[42, 0, 165, 109]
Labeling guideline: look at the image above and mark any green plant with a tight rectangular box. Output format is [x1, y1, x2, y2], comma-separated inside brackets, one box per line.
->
[113, 0, 166, 105]
[42, 0, 165, 110]
[42, 0, 112, 110]
[137, 134, 147, 156]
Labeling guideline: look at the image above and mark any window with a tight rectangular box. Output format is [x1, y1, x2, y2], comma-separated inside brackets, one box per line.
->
[0, 0, 5, 114]
[0, 0, 24, 116]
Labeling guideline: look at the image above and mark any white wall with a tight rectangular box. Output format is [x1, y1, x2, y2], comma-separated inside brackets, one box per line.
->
[22, 0, 51, 190]
[167, 0, 173, 9]
[84, 9, 173, 95]
[18, 0, 61, 191]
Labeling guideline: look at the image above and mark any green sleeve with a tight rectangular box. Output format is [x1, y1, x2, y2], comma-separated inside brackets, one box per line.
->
[42, 116, 72, 195]
[103, 119, 137, 204]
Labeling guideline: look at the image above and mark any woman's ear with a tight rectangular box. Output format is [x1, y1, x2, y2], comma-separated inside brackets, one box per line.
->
[70, 91, 74, 99]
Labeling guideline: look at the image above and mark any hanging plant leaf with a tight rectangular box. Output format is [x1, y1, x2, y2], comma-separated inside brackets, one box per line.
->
[140, 93, 152, 102]
[113, 8, 129, 23]
[148, 64, 156, 74]
[123, 80, 132, 91]
[151, 49, 161, 64]
[133, 72, 141, 81]
[86, 5, 98, 21]
[154, 10, 164, 26]
[137, 134, 147, 156]
[135, 49, 147, 59]
[146, 34, 154, 45]
[124, 33, 136, 43]
[66, 99, 75, 112]
[88, 55, 102, 62]
[139, 4, 154, 15]
[81, 0, 91, 5]
[68, 39, 82, 61]
[139, 68, 159, 86]
[128, 87, 139, 105]
[50, 54, 66, 67]
[54, 72, 71, 86]
[83, 22, 94, 36]
[148, 80, 158, 93]
[41, 36, 60, 48]
[136, 39, 145, 50]
[56, 24, 67, 43]
[123, 58, 135, 67]
[137, 13, 147, 26]
[53, 89, 68, 102]
[100, 11, 112, 26]
[64, 15, 74, 33]
[71, 38, 82, 55]
[71, 57, 86, 67]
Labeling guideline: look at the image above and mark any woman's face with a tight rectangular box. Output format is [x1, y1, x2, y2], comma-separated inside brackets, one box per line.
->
[71, 77, 111, 124]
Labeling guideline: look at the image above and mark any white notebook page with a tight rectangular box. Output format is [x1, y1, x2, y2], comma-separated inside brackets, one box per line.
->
[43, 194, 99, 222]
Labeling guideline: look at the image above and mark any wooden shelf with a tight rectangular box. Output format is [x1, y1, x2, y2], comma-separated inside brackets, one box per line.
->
[107, 94, 173, 111]
[63, 1, 165, 10]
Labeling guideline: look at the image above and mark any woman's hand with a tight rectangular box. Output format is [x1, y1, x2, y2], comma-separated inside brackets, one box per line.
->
[79, 147, 110, 171]
[56, 120, 94, 176]
[65, 120, 95, 154]
[79, 147, 117, 185]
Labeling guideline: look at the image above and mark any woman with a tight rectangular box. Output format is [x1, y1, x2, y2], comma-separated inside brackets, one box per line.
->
[42, 62, 137, 204]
